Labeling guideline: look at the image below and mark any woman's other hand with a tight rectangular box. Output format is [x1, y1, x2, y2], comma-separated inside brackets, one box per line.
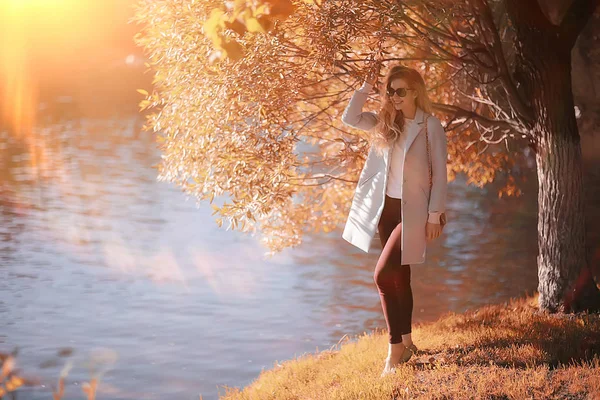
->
[425, 221, 442, 241]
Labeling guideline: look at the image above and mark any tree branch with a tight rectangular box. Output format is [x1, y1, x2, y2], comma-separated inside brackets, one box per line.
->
[288, 173, 358, 186]
[559, 0, 600, 49]
[472, 0, 534, 125]
[399, 3, 465, 44]
[432, 102, 525, 133]
[396, 3, 485, 69]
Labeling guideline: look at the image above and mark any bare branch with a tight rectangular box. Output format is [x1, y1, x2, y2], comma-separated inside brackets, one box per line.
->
[471, 0, 534, 125]
[288, 173, 357, 186]
[432, 102, 525, 133]
[454, 84, 510, 122]
[396, 3, 484, 69]
[399, 4, 464, 44]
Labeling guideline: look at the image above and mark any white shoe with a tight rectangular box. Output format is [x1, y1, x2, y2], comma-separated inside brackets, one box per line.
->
[380, 364, 396, 378]
[406, 343, 418, 355]
[399, 345, 414, 363]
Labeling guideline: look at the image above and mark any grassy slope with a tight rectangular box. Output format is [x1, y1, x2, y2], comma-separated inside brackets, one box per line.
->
[219, 295, 600, 400]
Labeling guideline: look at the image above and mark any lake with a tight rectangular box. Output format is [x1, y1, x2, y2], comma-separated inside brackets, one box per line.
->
[0, 114, 572, 400]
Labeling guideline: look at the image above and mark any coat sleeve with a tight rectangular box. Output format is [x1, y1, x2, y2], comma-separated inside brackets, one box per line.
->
[427, 116, 448, 215]
[341, 81, 379, 131]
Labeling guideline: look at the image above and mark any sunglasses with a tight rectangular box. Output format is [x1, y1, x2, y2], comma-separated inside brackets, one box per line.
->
[386, 87, 415, 97]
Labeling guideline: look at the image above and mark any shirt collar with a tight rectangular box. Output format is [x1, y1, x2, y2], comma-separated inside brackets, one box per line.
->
[403, 107, 425, 124]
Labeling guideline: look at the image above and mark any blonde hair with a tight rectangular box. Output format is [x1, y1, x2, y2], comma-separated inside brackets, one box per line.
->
[370, 64, 433, 155]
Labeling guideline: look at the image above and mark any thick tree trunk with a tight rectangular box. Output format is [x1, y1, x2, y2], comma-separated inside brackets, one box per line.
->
[508, 0, 600, 312]
[534, 113, 587, 312]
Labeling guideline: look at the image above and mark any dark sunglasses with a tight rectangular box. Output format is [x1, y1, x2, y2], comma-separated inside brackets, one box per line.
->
[386, 87, 415, 97]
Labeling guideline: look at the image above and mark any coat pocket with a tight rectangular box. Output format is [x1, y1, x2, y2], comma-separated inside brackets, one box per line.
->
[358, 171, 378, 187]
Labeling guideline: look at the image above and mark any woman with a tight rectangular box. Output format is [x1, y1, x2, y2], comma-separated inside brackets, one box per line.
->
[340, 61, 448, 376]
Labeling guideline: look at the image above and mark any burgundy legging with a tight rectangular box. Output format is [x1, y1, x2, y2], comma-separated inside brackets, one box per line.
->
[374, 194, 413, 344]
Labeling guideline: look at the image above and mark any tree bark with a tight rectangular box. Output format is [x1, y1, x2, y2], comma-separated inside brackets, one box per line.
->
[532, 52, 590, 312]
[534, 114, 587, 312]
[506, 0, 600, 312]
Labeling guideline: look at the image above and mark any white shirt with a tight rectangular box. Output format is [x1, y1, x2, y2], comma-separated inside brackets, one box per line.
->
[386, 117, 417, 199]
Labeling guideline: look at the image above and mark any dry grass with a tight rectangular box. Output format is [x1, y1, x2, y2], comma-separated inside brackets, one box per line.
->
[1, 349, 103, 400]
[219, 294, 600, 400]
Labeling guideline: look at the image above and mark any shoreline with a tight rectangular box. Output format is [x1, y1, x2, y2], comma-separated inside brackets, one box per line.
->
[219, 294, 600, 400]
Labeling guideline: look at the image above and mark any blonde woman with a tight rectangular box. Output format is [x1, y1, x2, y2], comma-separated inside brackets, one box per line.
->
[341, 61, 448, 376]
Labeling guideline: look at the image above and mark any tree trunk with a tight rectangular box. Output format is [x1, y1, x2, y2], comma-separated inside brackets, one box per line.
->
[508, 0, 600, 312]
[534, 110, 587, 312]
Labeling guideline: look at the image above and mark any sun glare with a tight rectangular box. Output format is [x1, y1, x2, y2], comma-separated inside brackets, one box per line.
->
[0, 0, 95, 173]
[0, 0, 96, 133]
[3, 0, 74, 9]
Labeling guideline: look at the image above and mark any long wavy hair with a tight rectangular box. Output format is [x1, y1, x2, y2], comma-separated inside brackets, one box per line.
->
[370, 64, 433, 156]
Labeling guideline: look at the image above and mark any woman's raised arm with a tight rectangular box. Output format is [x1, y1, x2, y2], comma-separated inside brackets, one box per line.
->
[341, 60, 381, 131]
[341, 81, 379, 131]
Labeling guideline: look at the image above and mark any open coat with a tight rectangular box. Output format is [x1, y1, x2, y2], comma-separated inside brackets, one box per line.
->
[340, 84, 448, 264]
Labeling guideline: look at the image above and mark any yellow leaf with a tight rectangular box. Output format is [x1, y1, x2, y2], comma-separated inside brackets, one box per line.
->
[136, 88, 149, 96]
[138, 100, 151, 110]
[10, 376, 24, 387]
[210, 35, 225, 50]
[203, 8, 225, 38]
[6, 375, 23, 391]
[254, 4, 269, 16]
[246, 17, 266, 33]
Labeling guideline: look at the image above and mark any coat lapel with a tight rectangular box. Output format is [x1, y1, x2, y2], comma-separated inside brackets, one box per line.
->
[403, 107, 426, 157]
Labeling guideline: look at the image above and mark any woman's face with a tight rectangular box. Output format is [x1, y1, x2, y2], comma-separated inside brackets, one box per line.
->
[387, 77, 417, 112]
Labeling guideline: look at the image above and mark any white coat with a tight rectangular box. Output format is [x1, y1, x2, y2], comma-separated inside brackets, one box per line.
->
[340, 85, 448, 264]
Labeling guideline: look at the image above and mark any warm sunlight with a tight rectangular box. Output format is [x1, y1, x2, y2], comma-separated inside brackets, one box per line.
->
[1, 0, 40, 150]
[0, 0, 599, 399]
[1, 0, 82, 136]
[4, 0, 71, 6]
[0, 0, 127, 163]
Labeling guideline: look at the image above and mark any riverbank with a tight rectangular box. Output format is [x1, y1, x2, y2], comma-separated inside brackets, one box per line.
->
[220, 294, 600, 399]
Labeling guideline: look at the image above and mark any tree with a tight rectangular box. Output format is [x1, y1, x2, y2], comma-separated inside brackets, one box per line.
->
[132, 0, 600, 312]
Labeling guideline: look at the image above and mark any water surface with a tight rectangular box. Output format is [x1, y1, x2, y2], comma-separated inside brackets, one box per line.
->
[1, 116, 543, 399]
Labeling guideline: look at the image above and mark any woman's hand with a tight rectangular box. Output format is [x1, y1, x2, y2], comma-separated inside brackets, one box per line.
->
[365, 59, 382, 86]
[425, 221, 442, 241]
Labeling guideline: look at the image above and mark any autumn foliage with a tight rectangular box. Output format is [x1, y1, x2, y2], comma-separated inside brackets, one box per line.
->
[132, 0, 531, 255]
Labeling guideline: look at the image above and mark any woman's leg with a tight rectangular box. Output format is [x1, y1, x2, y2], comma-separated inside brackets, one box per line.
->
[374, 225, 413, 343]
[374, 196, 414, 345]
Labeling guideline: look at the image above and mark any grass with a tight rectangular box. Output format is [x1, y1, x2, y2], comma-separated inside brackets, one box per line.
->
[219, 294, 600, 400]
